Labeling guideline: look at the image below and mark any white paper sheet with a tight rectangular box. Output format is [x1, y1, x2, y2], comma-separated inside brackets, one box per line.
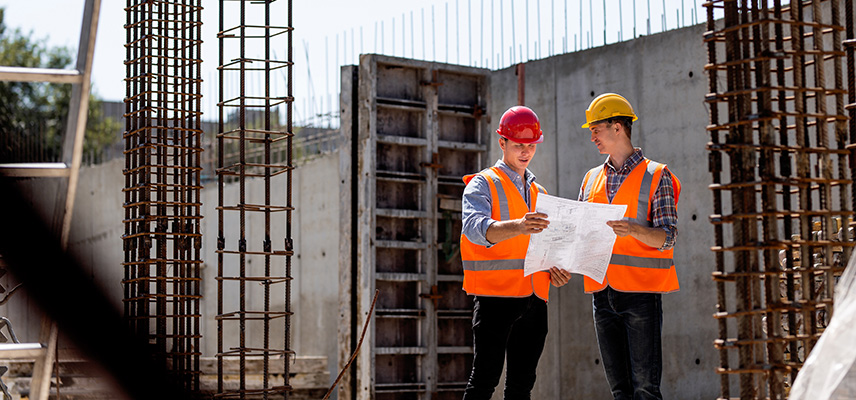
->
[523, 193, 627, 283]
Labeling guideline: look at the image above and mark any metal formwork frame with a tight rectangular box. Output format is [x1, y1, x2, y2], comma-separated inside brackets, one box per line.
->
[216, 0, 295, 398]
[339, 54, 490, 400]
[704, 0, 856, 397]
[122, 0, 204, 391]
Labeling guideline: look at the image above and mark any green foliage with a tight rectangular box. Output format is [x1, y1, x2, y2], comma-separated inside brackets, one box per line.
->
[0, 7, 119, 163]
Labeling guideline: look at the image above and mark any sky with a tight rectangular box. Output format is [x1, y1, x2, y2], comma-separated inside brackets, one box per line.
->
[1, 0, 709, 126]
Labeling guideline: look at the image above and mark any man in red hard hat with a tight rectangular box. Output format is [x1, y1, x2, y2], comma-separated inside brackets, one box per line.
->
[460, 105, 571, 399]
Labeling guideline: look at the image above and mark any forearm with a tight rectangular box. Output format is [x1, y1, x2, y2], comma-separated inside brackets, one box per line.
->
[630, 224, 668, 249]
[485, 212, 550, 244]
[485, 219, 522, 244]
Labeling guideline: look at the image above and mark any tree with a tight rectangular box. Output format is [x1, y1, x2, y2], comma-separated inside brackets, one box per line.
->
[0, 7, 120, 164]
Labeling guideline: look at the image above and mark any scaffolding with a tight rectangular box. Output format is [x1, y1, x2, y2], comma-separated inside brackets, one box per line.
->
[216, 0, 295, 398]
[704, 0, 856, 397]
[122, 0, 204, 392]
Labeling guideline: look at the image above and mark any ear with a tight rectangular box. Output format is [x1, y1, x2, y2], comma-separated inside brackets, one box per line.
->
[498, 137, 506, 151]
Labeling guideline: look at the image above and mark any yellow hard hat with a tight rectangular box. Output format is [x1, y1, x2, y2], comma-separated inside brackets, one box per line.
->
[582, 93, 638, 128]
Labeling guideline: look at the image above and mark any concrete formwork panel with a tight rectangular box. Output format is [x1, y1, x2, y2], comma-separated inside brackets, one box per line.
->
[339, 54, 490, 400]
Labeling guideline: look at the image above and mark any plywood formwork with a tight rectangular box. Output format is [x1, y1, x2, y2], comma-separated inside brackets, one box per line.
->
[339, 55, 490, 400]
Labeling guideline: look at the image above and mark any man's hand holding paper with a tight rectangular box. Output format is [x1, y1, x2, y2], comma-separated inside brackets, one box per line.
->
[523, 193, 627, 283]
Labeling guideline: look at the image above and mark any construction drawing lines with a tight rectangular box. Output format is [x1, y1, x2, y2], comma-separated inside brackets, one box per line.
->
[705, 0, 856, 397]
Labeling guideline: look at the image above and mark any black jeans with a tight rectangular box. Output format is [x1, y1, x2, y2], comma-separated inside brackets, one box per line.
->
[463, 294, 548, 400]
[593, 287, 664, 400]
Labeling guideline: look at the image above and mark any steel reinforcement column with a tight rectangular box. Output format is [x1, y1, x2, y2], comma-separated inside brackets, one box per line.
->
[704, 0, 855, 397]
[216, 0, 295, 398]
[123, 0, 203, 392]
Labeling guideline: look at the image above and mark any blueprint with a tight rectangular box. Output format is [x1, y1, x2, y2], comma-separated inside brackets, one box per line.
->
[523, 193, 627, 283]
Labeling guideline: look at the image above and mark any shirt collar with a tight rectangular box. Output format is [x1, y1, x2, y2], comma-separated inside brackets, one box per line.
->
[604, 148, 644, 172]
[494, 159, 536, 186]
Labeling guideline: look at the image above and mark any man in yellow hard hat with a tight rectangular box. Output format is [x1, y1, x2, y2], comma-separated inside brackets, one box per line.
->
[461, 105, 571, 399]
[577, 93, 681, 400]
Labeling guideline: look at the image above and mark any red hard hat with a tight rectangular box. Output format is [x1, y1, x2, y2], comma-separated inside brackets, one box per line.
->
[496, 106, 543, 144]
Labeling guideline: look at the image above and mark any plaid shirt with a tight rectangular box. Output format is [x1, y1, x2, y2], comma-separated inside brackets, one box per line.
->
[578, 148, 678, 251]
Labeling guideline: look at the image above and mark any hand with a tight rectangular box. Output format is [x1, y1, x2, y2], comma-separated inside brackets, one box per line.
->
[519, 212, 549, 235]
[606, 219, 636, 237]
[549, 267, 571, 287]
[485, 212, 550, 244]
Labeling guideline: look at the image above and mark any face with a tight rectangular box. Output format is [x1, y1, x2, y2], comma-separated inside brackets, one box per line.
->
[499, 138, 537, 174]
[589, 121, 621, 154]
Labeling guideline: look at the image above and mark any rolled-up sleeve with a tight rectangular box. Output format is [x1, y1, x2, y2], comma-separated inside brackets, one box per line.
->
[652, 168, 679, 251]
[461, 174, 495, 247]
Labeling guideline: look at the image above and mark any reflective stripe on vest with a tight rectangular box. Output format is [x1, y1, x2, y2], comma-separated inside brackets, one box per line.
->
[463, 258, 526, 272]
[581, 159, 680, 293]
[460, 167, 551, 300]
[481, 168, 511, 222]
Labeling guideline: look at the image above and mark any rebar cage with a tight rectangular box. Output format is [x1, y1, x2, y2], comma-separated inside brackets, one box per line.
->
[216, 0, 295, 398]
[122, 0, 204, 392]
[704, 0, 856, 397]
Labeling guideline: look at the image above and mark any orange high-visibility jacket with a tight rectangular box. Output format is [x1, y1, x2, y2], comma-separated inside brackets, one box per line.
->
[460, 166, 552, 300]
[581, 158, 681, 293]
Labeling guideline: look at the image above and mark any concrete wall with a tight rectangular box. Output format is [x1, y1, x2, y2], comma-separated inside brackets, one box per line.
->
[0, 160, 126, 344]
[0, 155, 343, 390]
[488, 24, 718, 399]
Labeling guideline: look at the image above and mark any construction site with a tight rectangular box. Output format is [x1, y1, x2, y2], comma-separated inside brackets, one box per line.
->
[2, 0, 856, 399]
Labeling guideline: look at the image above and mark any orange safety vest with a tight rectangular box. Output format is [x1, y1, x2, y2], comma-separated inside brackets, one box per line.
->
[460, 166, 552, 300]
[581, 158, 681, 293]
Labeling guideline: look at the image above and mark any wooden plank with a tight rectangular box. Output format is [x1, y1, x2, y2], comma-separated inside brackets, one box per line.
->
[0, 66, 82, 84]
[0, 163, 70, 178]
[0, 343, 45, 359]
[199, 356, 327, 375]
[198, 372, 330, 392]
[439, 198, 463, 212]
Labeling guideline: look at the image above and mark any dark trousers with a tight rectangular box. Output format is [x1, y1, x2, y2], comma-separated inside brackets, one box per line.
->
[593, 287, 664, 400]
[463, 295, 548, 400]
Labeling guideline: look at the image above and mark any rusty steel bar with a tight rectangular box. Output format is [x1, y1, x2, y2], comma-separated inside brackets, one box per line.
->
[706, 0, 731, 395]
[122, 0, 203, 392]
[285, 0, 295, 396]
[705, 0, 854, 397]
[217, 0, 295, 399]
